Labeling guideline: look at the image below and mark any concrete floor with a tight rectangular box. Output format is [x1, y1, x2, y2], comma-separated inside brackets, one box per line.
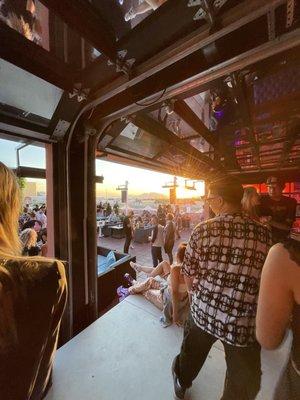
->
[46, 295, 290, 400]
[99, 228, 192, 267]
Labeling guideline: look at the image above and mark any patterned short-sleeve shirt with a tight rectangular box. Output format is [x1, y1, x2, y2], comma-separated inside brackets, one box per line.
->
[182, 213, 272, 347]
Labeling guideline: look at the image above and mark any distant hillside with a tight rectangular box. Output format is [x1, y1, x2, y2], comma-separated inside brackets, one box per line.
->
[134, 192, 168, 200]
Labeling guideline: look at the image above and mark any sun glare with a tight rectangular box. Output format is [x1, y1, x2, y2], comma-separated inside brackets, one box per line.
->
[175, 180, 205, 199]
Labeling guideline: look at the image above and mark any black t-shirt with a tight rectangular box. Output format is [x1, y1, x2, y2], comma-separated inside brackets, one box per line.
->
[259, 195, 297, 242]
[123, 216, 132, 237]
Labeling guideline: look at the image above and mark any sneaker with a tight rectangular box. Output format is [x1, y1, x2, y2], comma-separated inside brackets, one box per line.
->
[124, 7, 136, 21]
[172, 357, 187, 400]
[130, 261, 141, 272]
[117, 285, 130, 300]
[159, 316, 172, 328]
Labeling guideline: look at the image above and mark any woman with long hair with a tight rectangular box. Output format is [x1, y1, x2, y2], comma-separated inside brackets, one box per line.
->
[241, 186, 261, 220]
[0, 162, 67, 400]
[256, 233, 300, 399]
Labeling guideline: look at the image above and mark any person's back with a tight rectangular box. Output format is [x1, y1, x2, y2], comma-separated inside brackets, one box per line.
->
[152, 223, 164, 248]
[0, 161, 67, 400]
[172, 178, 272, 400]
[186, 212, 271, 345]
[0, 257, 67, 400]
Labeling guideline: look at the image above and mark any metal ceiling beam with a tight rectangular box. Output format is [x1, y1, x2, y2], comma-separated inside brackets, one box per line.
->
[108, 144, 172, 168]
[39, 0, 117, 61]
[89, 27, 300, 125]
[0, 129, 53, 144]
[277, 121, 300, 167]
[97, 120, 127, 150]
[173, 99, 217, 148]
[229, 165, 300, 183]
[0, 122, 53, 143]
[14, 166, 46, 179]
[0, 21, 75, 91]
[230, 72, 261, 168]
[48, 92, 84, 140]
[89, 0, 286, 101]
[97, 151, 204, 180]
[130, 113, 224, 174]
[0, 113, 48, 135]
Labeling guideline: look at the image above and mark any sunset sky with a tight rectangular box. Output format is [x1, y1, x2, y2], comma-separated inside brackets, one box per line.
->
[0, 139, 205, 198]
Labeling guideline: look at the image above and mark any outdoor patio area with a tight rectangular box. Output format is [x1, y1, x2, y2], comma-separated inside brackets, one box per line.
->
[98, 227, 193, 267]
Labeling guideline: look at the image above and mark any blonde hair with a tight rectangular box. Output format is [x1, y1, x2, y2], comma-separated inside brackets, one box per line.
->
[20, 228, 37, 249]
[0, 163, 66, 351]
[0, 162, 21, 257]
[241, 186, 260, 217]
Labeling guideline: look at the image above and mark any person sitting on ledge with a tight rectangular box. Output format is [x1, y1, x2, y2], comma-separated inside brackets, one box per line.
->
[118, 243, 189, 327]
[0, 162, 67, 400]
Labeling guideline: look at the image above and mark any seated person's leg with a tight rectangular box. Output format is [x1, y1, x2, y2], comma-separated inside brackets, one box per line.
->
[149, 260, 170, 278]
[128, 277, 161, 294]
[130, 261, 154, 274]
[130, 260, 170, 277]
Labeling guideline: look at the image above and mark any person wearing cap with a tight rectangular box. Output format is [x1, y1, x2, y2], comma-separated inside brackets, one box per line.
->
[172, 178, 271, 400]
[259, 176, 297, 244]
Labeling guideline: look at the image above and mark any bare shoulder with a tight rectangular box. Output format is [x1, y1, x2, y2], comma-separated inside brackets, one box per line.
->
[265, 243, 293, 270]
[268, 243, 299, 267]
[264, 243, 300, 300]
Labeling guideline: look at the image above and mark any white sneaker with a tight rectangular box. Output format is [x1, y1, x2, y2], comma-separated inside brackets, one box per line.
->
[130, 261, 141, 272]
[125, 7, 136, 21]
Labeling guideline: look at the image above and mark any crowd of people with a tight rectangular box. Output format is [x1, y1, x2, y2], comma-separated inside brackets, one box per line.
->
[122, 204, 186, 258]
[0, 157, 299, 400]
[97, 201, 119, 217]
[18, 203, 48, 256]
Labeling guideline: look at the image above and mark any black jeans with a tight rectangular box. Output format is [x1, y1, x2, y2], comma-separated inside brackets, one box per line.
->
[174, 314, 261, 400]
[151, 246, 162, 267]
[164, 243, 174, 265]
[123, 235, 132, 254]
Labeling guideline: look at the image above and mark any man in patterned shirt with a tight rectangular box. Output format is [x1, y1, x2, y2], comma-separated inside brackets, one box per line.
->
[172, 179, 272, 400]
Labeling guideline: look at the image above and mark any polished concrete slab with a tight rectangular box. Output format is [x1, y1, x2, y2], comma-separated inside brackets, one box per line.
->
[46, 296, 290, 400]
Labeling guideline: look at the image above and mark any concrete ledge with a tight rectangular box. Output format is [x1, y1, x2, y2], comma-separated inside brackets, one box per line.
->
[46, 296, 290, 400]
